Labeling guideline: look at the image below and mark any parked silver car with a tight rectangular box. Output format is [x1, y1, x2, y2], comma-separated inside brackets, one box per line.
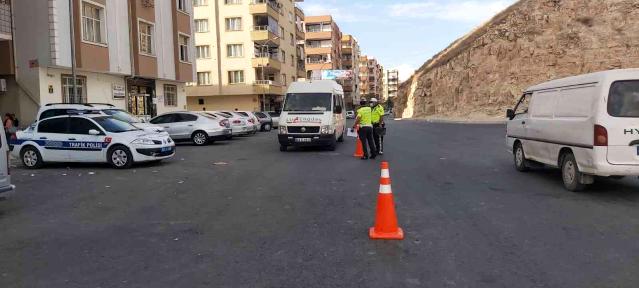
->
[149, 112, 232, 145]
[266, 111, 280, 128]
[227, 111, 258, 134]
[254, 112, 273, 131]
[209, 111, 253, 136]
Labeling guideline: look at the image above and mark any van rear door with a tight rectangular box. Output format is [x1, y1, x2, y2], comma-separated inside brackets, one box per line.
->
[605, 80, 639, 165]
[0, 126, 11, 190]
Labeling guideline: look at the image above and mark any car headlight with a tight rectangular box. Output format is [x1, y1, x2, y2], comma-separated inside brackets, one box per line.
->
[320, 125, 332, 134]
[279, 125, 287, 134]
[131, 138, 155, 145]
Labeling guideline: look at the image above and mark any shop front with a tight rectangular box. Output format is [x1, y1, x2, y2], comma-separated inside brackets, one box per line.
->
[127, 78, 156, 121]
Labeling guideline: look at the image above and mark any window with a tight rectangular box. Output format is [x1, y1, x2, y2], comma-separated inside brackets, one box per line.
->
[227, 44, 244, 57]
[198, 99, 205, 105]
[177, 113, 198, 122]
[281, 50, 286, 63]
[228, 71, 244, 84]
[609, 81, 639, 117]
[38, 118, 68, 134]
[224, 0, 241, 4]
[290, 55, 294, 66]
[197, 72, 211, 85]
[280, 26, 285, 38]
[196, 45, 210, 58]
[193, 0, 208, 6]
[81, 1, 106, 45]
[290, 33, 294, 45]
[164, 84, 178, 107]
[179, 34, 190, 62]
[195, 19, 209, 33]
[150, 114, 177, 124]
[288, 12, 293, 23]
[62, 75, 87, 104]
[514, 93, 531, 115]
[225, 17, 242, 31]
[177, 0, 187, 12]
[306, 24, 320, 32]
[69, 118, 101, 135]
[281, 74, 287, 86]
[139, 21, 154, 55]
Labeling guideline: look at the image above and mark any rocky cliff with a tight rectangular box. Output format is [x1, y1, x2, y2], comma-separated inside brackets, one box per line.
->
[395, 0, 639, 120]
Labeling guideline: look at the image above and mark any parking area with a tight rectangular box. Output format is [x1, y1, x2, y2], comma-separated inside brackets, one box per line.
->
[2, 120, 639, 287]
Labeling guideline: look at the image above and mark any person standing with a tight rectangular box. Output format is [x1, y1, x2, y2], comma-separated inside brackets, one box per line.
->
[353, 99, 377, 160]
[3, 113, 15, 140]
[370, 98, 385, 155]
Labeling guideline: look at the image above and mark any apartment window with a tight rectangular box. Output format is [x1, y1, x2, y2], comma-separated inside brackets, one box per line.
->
[197, 72, 211, 85]
[280, 26, 285, 38]
[290, 55, 294, 66]
[227, 44, 244, 57]
[224, 0, 241, 4]
[164, 84, 178, 107]
[288, 12, 293, 23]
[138, 21, 154, 55]
[62, 75, 87, 104]
[179, 34, 190, 62]
[81, 1, 106, 45]
[195, 19, 209, 32]
[306, 24, 320, 32]
[281, 50, 286, 63]
[177, 0, 187, 12]
[228, 70, 244, 84]
[196, 45, 210, 58]
[281, 74, 287, 86]
[322, 23, 332, 32]
[289, 33, 294, 45]
[193, 0, 208, 6]
[225, 17, 242, 31]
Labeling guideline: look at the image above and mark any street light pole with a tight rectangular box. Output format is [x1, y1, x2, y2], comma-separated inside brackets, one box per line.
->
[68, 0, 78, 103]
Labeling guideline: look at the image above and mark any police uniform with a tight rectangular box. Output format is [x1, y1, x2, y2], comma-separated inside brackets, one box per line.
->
[372, 104, 385, 154]
[356, 106, 377, 159]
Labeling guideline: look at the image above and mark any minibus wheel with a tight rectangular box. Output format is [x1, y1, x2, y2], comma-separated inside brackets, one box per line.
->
[514, 142, 529, 172]
[561, 153, 586, 192]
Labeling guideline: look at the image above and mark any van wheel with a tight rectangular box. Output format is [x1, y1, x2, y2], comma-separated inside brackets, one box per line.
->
[514, 142, 529, 172]
[108, 145, 134, 169]
[561, 153, 586, 192]
[21, 146, 43, 169]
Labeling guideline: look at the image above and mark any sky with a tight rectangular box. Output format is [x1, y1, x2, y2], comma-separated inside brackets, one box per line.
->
[298, 0, 518, 81]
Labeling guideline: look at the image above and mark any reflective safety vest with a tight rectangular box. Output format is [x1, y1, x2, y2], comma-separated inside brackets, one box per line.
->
[357, 107, 373, 127]
[372, 105, 384, 124]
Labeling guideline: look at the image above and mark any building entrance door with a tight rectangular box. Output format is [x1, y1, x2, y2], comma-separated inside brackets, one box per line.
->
[127, 78, 156, 120]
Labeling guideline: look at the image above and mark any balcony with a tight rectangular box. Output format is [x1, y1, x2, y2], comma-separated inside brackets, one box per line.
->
[305, 30, 332, 40]
[251, 26, 281, 46]
[252, 53, 281, 71]
[342, 45, 352, 54]
[305, 46, 331, 55]
[295, 26, 305, 41]
[249, 0, 281, 19]
[253, 80, 284, 95]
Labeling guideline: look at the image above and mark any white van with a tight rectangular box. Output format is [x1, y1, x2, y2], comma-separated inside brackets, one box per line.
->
[0, 126, 15, 197]
[507, 69, 639, 191]
[278, 80, 346, 151]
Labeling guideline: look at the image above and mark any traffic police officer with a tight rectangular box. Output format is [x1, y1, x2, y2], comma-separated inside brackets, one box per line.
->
[353, 99, 377, 160]
[370, 98, 385, 155]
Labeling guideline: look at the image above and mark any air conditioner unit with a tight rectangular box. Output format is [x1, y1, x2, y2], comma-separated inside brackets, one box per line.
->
[0, 79, 6, 92]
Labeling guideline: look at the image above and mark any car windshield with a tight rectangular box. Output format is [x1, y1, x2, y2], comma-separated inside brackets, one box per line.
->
[283, 93, 332, 112]
[608, 80, 639, 117]
[93, 117, 140, 133]
[102, 109, 142, 123]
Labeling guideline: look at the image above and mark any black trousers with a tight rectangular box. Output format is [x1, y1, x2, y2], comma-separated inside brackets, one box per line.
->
[373, 123, 383, 153]
[358, 126, 376, 158]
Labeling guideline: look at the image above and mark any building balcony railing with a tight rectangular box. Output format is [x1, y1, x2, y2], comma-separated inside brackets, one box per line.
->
[253, 80, 285, 95]
[251, 27, 281, 46]
[253, 55, 282, 71]
[306, 59, 332, 64]
[249, 0, 281, 19]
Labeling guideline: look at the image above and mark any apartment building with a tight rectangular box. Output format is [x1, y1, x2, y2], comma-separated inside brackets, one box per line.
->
[387, 69, 399, 100]
[304, 15, 341, 79]
[358, 56, 384, 100]
[340, 34, 359, 109]
[6, 0, 195, 123]
[0, 0, 17, 118]
[187, 0, 305, 112]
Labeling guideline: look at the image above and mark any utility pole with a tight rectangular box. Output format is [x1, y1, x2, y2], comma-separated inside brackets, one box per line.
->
[68, 0, 78, 103]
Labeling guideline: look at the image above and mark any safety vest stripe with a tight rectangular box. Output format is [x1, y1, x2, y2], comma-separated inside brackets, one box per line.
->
[379, 184, 392, 194]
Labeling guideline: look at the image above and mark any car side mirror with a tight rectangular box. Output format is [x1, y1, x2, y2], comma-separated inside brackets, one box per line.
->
[89, 129, 101, 135]
[506, 109, 515, 120]
[335, 106, 343, 114]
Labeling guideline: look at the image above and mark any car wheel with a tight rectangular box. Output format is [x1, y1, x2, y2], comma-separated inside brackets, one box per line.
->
[280, 145, 287, 152]
[20, 146, 43, 169]
[514, 142, 529, 172]
[192, 131, 209, 146]
[561, 153, 586, 192]
[263, 123, 272, 132]
[108, 145, 134, 169]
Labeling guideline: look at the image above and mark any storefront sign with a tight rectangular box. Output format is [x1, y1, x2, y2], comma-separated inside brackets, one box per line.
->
[112, 84, 126, 99]
[321, 70, 354, 80]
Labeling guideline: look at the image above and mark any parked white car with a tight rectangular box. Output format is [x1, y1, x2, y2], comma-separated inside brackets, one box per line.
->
[149, 112, 232, 145]
[267, 111, 281, 128]
[209, 111, 252, 136]
[235, 111, 261, 132]
[507, 68, 639, 191]
[0, 125, 15, 197]
[12, 114, 175, 169]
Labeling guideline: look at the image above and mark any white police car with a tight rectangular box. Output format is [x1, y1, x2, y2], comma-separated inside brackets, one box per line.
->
[11, 114, 175, 169]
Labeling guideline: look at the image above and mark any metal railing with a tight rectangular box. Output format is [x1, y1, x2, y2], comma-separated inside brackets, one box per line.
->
[254, 80, 282, 86]
[255, 52, 279, 60]
[250, 0, 281, 12]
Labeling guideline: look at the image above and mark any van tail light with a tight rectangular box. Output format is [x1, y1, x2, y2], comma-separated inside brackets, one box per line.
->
[594, 125, 608, 146]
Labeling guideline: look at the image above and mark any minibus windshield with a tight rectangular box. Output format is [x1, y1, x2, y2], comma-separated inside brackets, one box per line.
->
[609, 80, 639, 117]
[283, 93, 332, 112]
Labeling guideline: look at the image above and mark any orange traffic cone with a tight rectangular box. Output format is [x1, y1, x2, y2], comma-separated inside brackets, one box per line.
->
[354, 127, 364, 158]
[369, 161, 404, 240]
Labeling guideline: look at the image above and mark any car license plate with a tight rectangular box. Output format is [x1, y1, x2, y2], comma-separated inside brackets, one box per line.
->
[161, 147, 172, 152]
[295, 138, 311, 143]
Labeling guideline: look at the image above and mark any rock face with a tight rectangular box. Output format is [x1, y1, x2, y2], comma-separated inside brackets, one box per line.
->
[395, 0, 639, 119]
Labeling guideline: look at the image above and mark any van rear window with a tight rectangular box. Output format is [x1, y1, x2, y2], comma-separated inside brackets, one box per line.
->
[609, 81, 639, 117]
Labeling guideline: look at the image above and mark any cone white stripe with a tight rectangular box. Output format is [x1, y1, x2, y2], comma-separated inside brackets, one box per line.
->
[379, 184, 392, 194]
[381, 169, 390, 178]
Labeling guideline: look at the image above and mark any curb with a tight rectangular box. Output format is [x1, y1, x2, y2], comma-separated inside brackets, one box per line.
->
[393, 118, 506, 125]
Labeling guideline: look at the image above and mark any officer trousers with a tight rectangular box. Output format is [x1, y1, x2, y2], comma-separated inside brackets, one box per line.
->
[373, 123, 383, 153]
[358, 126, 377, 158]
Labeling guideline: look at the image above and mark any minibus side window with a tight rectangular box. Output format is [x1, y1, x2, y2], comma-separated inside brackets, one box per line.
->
[608, 80, 639, 117]
[514, 93, 532, 115]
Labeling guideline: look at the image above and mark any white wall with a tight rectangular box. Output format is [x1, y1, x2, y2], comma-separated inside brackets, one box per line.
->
[39, 68, 127, 110]
[52, 0, 72, 67]
[106, 0, 132, 75]
[155, 0, 176, 81]
[156, 80, 187, 115]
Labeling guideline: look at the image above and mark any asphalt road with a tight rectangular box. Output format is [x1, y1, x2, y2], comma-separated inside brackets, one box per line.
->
[2, 120, 639, 287]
